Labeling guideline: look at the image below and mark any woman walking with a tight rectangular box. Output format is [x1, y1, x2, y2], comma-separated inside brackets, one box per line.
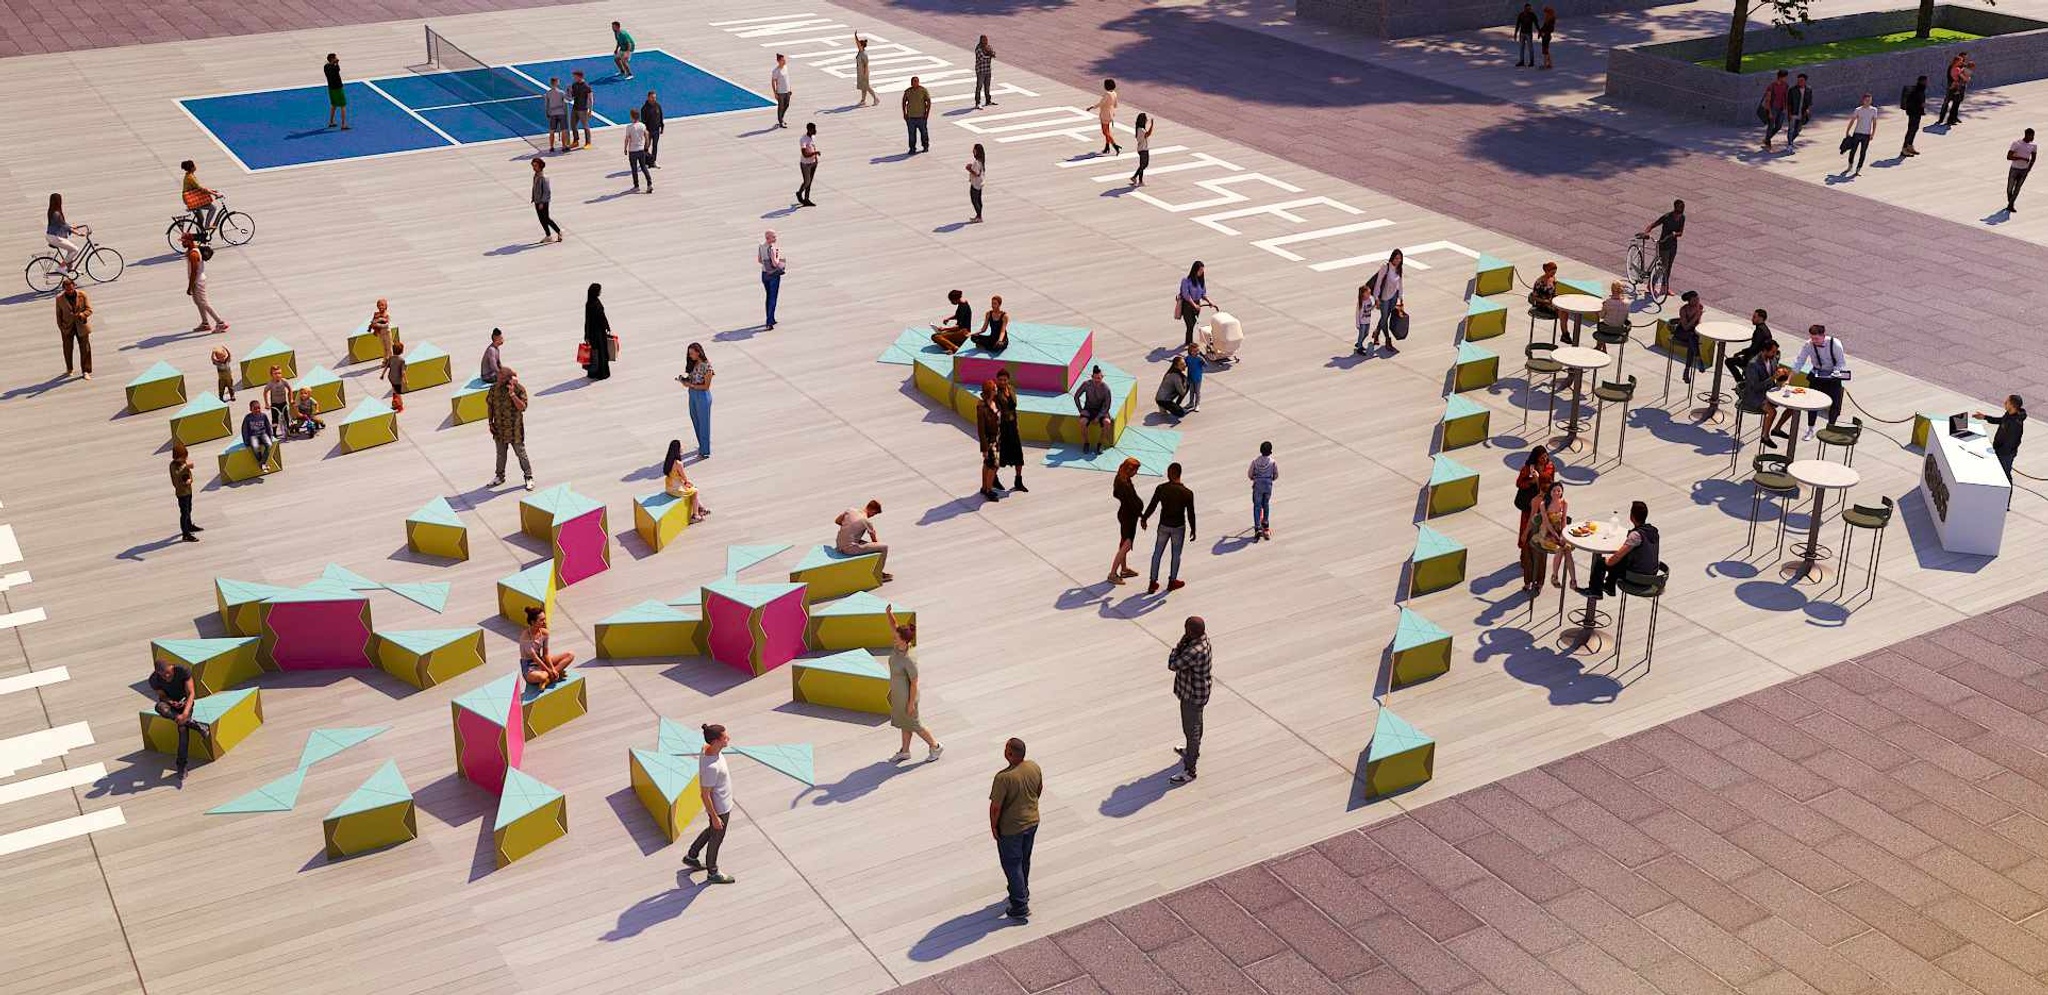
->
[994, 369, 1027, 493]
[531, 159, 562, 243]
[1351, 281, 1378, 355]
[796, 122, 820, 207]
[1130, 113, 1155, 186]
[1110, 457, 1143, 584]
[854, 33, 878, 106]
[520, 607, 576, 688]
[1369, 250, 1404, 354]
[885, 606, 943, 763]
[758, 230, 785, 330]
[1087, 79, 1121, 155]
[1248, 441, 1278, 540]
[966, 144, 986, 223]
[662, 440, 712, 521]
[582, 283, 612, 380]
[1176, 261, 1213, 349]
[683, 723, 738, 884]
[977, 380, 1004, 501]
[679, 342, 714, 458]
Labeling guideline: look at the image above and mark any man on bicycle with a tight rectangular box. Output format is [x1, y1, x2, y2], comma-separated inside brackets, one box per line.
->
[1639, 199, 1684, 299]
[181, 160, 222, 241]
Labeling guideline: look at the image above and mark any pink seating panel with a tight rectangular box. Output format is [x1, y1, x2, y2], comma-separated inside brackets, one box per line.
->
[554, 510, 609, 586]
[756, 591, 808, 674]
[268, 600, 371, 670]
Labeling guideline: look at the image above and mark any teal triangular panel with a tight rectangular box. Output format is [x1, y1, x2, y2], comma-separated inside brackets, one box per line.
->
[298, 726, 389, 769]
[730, 743, 816, 787]
[207, 768, 307, 814]
[495, 768, 564, 830]
[724, 544, 791, 578]
[326, 760, 412, 819]
[384, 581, 452, 613]
[1368, 709, 1434, 761]
[320, 564, 382, 591]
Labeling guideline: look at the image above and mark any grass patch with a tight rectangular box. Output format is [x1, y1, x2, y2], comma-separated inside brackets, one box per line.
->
[1700, 28, 1981, 72]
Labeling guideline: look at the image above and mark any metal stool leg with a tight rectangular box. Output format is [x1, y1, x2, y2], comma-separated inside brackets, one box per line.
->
[1644, 594, 1660, 671]
[1592, 400, 1605, 460]
[1617, 400, 1630, 463]
[1662, 349, 1674, 405]
[1612, 591, 1628, 666]
[1729, 407, 1747, 476]
[1746, 483, 1762, 550]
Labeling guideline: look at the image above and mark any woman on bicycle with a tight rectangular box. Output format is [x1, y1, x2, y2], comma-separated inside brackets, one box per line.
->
[180, 161, 221, 239]
[46, 193, 82, 268]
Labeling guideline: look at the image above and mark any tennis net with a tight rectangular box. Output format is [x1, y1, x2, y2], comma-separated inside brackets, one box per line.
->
[419, 25, 549, 154]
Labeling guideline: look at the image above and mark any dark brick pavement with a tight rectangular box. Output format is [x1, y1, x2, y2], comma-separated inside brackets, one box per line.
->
[898, 592, 2048, 994]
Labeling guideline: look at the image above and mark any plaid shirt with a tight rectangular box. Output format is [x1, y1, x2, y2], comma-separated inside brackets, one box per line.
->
[1169, 637, 1212, 706]
[974, 42, 994, 76]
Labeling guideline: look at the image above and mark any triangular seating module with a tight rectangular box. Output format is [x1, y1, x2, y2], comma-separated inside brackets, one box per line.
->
[1364, 707, 1435, 799]
[790, 650, 891, 716]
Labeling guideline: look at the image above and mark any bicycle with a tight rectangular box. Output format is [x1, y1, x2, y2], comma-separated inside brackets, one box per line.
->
[165, 194, 255, 254]
[25, 225, 124, 293]
[1625, 233, 1669, 305]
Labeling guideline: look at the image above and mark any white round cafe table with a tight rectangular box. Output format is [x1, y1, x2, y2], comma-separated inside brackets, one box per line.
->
[1784, 459, 1860, 584]
[1557, 519, 1629, 653]
[1692, 321, 1755, 424]
[1551, 294, 1603, 347]
[1550, 346, 1612, 453]
[1766, 386, 1833, 462]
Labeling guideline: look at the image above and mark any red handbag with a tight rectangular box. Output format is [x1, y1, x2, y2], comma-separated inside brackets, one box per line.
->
[576, 342, 591, 365]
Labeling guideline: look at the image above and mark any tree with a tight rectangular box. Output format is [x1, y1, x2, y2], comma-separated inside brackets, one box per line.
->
[1919, 0, 1996, 39]
[1725, 0, 1814, 73]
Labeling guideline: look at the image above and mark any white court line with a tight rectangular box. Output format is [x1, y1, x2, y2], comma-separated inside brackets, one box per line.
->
[0, 763, 106, 806]
[0, 523, 18, 565]
[0, 667, 67, 697]
[363, 79, 461, 146]
[0, 571, 28, 593]
[411, 93, 542, 112]
[0, 808, 126, 858]
[0, 607, 46, 633]
[0, 722, 93, 779]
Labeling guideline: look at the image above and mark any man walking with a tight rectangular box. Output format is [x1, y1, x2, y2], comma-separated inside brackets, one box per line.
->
[989, 737, 1042, 922]
[1900, 75, 1928, 157]
[625, 108, 652, 192]
[570, 70, 594, 150]
[903, 76, 932, 154]
[1786, 72, 1813, 145]
[1141, 461, 1196, 594]
[324, 54, 349, 130]
[973, 35, 998, 108]
[1638, 199, 1683, 299]
[1842, 92, 1879, 176]
[2009, 127, 2037, 213]
[612, 21, 635, 79]
[1513, 3, 1537, 67]
[487, 366, 535, 490]
[1760, 69, 1789, 152]
[544, 77, 568, 152]
[771, 54, 793, 129]
[1167, 616, 1211, 785]
[55, 277, 92, 379]
[640, 90, 664, 167]
[531, 159, 562, 243]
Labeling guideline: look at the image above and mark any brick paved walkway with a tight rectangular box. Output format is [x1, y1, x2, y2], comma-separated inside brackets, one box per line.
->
[898, 591, 2048, 994]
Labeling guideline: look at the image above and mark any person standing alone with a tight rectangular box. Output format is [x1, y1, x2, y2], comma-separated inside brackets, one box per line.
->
[324, 54, 349, 130]
[771, 54, 793, 129]
[170, 443, 200, 542]
[1248, 440, 1278, 540]
[974, 35, 998, 107]
[1514, 3, 1537, 67]
[796, 122, 820, 207]
[966, 144, 986, 222]
[2008, 128, 2036, 213]
[55, 277, 92, 379]
[902, 76, 932, 154]
[1841, 92, 1880, 176]
[1167, 616, 1211, 784]
[1976, 394, 2028, 490]
[1900, 74, 1927, 157]
[183, 231, 226, 333]
[487, 366, 535, 490]
[758, 230, 785, 329]
[531, 159, 562, 243]
[989, 737, 1042, 922]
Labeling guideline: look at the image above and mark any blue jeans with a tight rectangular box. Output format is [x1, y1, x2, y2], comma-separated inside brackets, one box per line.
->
[1150, 525, 1185, 584]
[1517, 36, 1534, 63]
[1354, 320, 1372, 350]
[761, 270, 782, 326]
[906, 115, 929, 152]
[688, 388, 712, 456]
[996, 824, 1036, 916]
[1252, 482, 1272, 532]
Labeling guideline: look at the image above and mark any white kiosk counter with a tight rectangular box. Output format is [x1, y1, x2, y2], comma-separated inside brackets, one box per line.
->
[1922, 417, 2010, 556]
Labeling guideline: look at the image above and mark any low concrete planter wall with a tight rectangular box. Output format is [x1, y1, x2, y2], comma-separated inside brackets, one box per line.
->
[1606, 5, 2048, 125]
[1299, 0, 1683, 39]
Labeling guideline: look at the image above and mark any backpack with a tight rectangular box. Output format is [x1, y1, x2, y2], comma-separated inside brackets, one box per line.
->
[1900, 85, 1911, 110]
[198, 244, 215, 262]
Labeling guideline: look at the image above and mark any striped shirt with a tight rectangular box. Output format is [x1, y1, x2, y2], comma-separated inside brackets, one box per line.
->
[1169, 637, 1212, 706]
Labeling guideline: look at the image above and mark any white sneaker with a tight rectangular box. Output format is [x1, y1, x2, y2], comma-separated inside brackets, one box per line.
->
[926, 745, 944, 762]
[1803, 425, 1816, 441]
[888, 750, 912, 763]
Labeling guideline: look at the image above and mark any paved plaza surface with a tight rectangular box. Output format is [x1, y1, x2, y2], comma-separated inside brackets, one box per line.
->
[1, 1, 2046, 993]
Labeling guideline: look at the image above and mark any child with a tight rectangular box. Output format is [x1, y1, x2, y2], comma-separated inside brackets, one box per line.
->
[240, 400, 275, 466]
[1183, 343, 1207, 413]
[381, 340, 407, 397]
[292, 387, 324, 436]
[369, 298, 399, 360]
[211, 345, 235, 402]
[1248, 441, 1278, 541]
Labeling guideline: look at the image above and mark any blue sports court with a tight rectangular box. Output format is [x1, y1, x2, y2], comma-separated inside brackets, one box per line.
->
[180, 49, 770, 171]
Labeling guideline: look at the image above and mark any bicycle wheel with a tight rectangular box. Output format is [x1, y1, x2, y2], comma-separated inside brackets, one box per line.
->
[24, 255, 64, 293]
[217, 212, 255, 247]
[165, 218, 198, 254]
[1646, 259, 1670, 304]
[84, 246, 125, 284]
[1624, 242, 1648, 289]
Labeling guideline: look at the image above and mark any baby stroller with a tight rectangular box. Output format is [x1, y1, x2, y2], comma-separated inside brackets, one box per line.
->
[1196, 310, 1243, 366]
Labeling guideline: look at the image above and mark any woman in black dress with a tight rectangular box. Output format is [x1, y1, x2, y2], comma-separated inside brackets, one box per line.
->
[1109, 457, 1143, 585]
[583, 282, 612, 381]
[994, 368, 1026, 493]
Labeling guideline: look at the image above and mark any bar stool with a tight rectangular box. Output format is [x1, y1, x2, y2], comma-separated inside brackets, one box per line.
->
[1727, 398, 1768, 475]
[1815, 416, 1864, 467]
[1836, 495, 1893, 599]
[1613, 562, 1669, 671]
[1593, 321, 1632, 380]
[1747, 453, 1798, 553]
[1520, 342, 1564, 434]
[1527, 306, 1562, 348]
[1591, 375, 1637, 463]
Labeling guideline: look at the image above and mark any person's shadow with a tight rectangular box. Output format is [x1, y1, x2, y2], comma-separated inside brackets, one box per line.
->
[600, 870, 704, 940]
[907, 902, 1026, 962]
